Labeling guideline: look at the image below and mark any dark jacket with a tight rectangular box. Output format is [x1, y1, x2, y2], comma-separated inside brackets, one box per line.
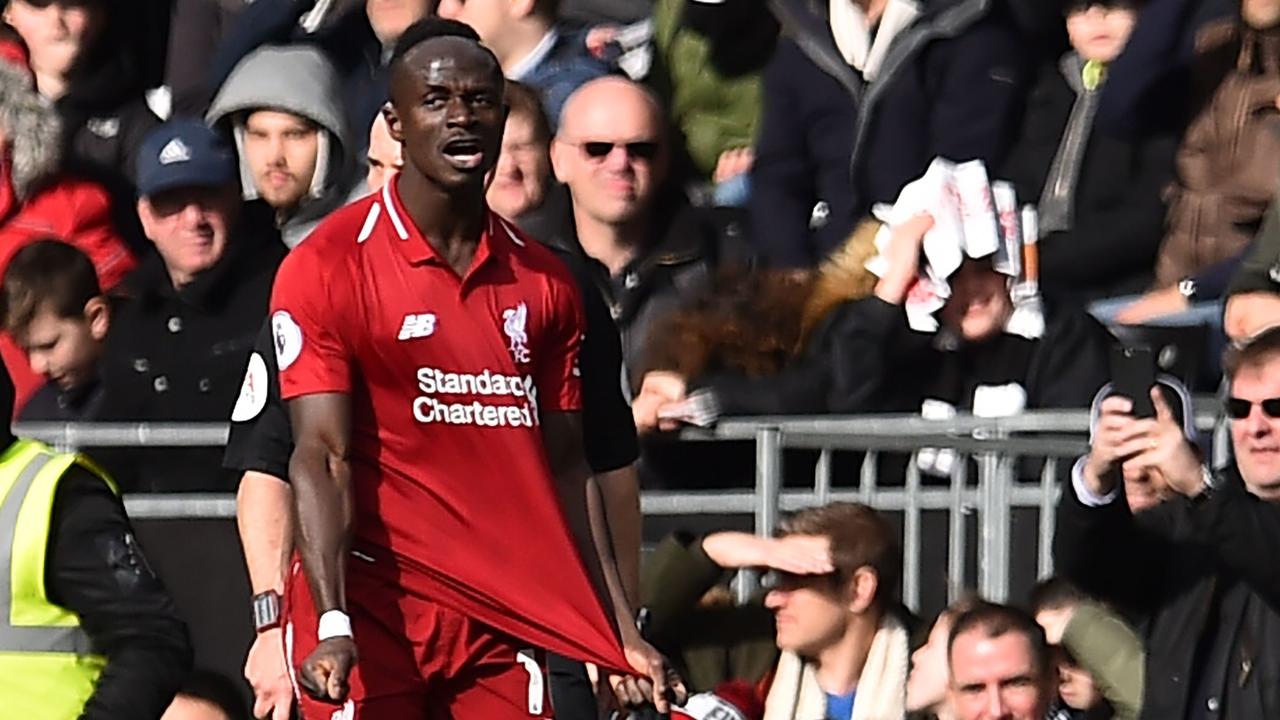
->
[701, 296, 1112, 417]
[640, 533, 782, 693]
[99, 208, 285, 491]
[544, 194, 754, 394]
[47, 462, 193, 718]
[1003, 58, 1178, 303]
[519, 29, 611, 130]
[18, 380, 108, 422]
[1055, 467, 1280, 719]
[1227, 196, 1280, 298]
[749, 0, 1025, 267]
[209, 0, 389, 161]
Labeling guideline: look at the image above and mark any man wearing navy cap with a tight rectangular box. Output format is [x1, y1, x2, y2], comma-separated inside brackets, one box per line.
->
[96, 119, 286, 492]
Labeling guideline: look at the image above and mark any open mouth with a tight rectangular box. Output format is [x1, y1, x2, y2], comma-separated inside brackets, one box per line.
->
[441, 137, 485, 171]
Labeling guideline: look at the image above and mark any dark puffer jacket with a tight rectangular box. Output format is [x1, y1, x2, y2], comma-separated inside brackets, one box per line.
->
[749, 0, 1026, 267]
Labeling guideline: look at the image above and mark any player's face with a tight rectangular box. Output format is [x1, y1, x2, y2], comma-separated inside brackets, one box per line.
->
[138, 185, 240, 287]
[949, 631, 1049, 720]
[243, 110, 321, 213]
[386, 38, 505, 193]
[486, 112, 550, 219]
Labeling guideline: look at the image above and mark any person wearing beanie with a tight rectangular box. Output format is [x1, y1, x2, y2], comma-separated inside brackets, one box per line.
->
[0, 359, 192, 718]
[0, 25, 136, 416]
[95, 119, 284, 492]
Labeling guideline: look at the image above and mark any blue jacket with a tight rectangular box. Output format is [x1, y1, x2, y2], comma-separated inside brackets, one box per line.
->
[518, 29, 611, 129]
[749, 0, 1026, 267]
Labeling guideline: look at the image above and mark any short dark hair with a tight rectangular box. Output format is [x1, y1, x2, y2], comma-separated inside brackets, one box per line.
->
[779, 502, 901, 605]
[505, 80, 551, 146]
[1, 239, 101, 335]
[175, 669, 248, 720]
[1029, 576, 1089, 615]
[948, 602, 1050, 678]
[390, 18, 484, 71]
[1225, 324, 1280, 379]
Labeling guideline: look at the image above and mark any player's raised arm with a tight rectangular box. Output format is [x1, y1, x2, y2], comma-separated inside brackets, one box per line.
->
[288, 392, 357, 702]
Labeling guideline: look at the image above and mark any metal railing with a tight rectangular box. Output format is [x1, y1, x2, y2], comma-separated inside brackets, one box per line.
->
[12, 407, 1222, 608]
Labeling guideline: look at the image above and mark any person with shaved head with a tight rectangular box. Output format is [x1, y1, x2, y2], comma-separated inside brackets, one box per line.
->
[548, 76, 752, 398]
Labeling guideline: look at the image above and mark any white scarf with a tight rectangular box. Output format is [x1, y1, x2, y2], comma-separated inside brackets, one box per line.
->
[828, 0, 920, 81]
[762, 614, 910, 720]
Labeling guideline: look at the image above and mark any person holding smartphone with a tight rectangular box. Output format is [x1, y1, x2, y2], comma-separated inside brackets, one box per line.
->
[1055, 325, 1280, 719]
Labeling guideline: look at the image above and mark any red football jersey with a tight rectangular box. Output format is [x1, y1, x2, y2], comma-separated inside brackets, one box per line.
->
[271, 179, 627, 670]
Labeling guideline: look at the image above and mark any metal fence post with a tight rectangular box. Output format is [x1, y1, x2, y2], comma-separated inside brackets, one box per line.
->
[976, 429, 1012, 602]
[736, 425, 782, 604]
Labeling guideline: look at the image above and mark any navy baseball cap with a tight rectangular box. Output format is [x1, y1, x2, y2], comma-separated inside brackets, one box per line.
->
[136, 119, 237, 197]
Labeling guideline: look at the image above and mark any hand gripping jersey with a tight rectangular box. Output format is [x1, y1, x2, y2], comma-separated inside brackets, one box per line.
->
[270, 179, 627, 671]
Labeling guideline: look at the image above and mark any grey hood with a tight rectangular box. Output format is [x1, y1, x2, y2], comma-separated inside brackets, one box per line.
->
[0, 59, 62, 200]
[207, 45, 352, 247]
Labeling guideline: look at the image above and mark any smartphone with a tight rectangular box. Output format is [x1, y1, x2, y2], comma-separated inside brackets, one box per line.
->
[1109, 344, 1157, 419]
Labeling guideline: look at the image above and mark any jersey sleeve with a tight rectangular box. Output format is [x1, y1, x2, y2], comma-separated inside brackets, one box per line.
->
[223, 322, 293, 481]
[269, 244, 352, 399]
[535, 274, 586, 414]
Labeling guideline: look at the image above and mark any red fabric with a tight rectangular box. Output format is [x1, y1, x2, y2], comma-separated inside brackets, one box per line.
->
[285, 558, 555, 717]
[0, 165, 137, 414]
[271, 180, 627, 673]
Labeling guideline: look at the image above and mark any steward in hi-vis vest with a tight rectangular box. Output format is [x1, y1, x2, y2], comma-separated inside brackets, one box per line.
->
[0, 363, 191, 718]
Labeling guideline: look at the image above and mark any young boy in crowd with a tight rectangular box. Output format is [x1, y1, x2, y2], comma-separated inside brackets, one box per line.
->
[1, 239, 112, 421]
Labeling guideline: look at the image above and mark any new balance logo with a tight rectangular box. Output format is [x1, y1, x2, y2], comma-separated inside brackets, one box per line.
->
[158, 138, 191, 165]
[398, 313, 437, 340]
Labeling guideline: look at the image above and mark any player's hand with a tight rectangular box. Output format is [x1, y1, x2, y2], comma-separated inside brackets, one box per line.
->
[612, 636, 687, 713]
[245, 628, 294, 720]
[298, 637, 357, 704]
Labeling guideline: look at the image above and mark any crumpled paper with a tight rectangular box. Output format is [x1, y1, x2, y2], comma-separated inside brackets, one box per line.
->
[865, 158, 1044, 339]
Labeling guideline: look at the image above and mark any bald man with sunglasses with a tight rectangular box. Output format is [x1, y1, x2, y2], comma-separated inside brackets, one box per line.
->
[1054, 326, 1280, 718]
[545, 77, 752, 403]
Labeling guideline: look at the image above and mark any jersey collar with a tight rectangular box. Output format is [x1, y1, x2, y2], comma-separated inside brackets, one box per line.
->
[382, 178, 515, 281]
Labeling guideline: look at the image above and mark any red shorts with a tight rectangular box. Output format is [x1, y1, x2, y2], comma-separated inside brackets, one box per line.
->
[283, 556, 554, 719]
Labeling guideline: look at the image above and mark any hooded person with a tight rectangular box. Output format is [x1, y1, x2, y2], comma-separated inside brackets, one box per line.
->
[0, 27, 136, 415]
[206, 44, 353, 249]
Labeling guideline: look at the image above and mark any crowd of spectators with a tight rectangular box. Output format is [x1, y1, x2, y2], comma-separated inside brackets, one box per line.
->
[0, 0, 1277, 716]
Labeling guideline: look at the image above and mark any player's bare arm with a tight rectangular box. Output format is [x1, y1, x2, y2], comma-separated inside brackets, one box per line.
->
[596, 464, 642, 608]
[541, 412, 686, 711]
[288, 392, 357, 703]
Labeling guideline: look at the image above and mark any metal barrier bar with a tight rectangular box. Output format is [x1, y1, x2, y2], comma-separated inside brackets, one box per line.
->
[947, 458, 968, 603]
[902, 456, 922, 609]
[1038, 459, 1059, 579]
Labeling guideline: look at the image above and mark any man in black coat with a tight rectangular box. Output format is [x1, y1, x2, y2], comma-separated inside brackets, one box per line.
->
[1055, 325, 1280, 719]
[749, 0, 1026, 267]
[98, 119, 284, 492]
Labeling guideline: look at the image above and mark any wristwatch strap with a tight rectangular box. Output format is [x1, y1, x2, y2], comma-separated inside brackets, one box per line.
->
[252, 590, 282, 633]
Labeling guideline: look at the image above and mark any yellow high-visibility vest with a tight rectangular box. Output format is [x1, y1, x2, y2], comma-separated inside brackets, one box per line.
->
[0, 439, 115, 718]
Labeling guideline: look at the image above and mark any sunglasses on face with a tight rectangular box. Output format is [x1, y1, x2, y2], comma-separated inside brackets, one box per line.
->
[577, 141, 660, 161]
[1225, 397, 1280, 420]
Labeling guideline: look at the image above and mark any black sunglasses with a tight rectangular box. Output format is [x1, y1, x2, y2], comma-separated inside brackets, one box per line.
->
[1225, 397, 1280, 420]
[578, 141, 660, 161]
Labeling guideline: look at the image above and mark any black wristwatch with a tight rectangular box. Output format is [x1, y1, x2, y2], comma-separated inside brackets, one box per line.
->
[252, 590, 282, 633]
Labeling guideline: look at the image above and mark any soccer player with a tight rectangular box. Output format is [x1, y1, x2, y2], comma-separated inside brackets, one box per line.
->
[269, 18, 676, 718]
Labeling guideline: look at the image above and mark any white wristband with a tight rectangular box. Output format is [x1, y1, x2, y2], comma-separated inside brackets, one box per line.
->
[317, 610, 353, 641]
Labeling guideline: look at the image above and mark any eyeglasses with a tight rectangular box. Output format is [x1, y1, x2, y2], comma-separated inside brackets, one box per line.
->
[575, 141, 660, 161]
[1225, 397, 1280, 420]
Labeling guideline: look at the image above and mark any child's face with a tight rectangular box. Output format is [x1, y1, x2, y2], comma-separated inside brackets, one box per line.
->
[19, 302, 106, 391]
[1067, 3, 1137, 63]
